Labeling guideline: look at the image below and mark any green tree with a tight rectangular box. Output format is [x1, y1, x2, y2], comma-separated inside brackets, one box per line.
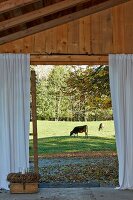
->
[66, 65, 111, 121]
[36, 65, 112, 121]
[47, 66, 71, 121]
[36, 66, 71, 120]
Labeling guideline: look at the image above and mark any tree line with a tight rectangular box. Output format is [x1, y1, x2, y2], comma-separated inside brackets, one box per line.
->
[36, 65, 113, 121]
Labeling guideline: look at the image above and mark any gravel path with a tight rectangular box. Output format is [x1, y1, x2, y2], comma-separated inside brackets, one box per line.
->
[30, 154, 119, 187]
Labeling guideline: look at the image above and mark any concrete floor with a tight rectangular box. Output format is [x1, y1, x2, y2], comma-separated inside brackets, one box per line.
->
[1, 188, 133, 200]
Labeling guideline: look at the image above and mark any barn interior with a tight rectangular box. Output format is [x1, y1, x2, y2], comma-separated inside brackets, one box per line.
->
[0, 0, 133, 199]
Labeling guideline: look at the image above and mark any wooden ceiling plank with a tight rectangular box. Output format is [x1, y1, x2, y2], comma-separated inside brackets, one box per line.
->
[0, 0, 39, 14]
[0, 0, 89, 32]
[0, 0, 131, 45]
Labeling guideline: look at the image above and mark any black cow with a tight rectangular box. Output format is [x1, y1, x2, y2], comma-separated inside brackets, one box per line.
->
[70, 125, 88, 138]
[98, 123, 104, 131]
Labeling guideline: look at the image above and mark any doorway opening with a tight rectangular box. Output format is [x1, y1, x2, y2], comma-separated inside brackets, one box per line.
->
[30, 64, 118, 188]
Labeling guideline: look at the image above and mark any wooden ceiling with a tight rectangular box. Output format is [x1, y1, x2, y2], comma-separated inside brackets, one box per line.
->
[0, 0, 131, 45]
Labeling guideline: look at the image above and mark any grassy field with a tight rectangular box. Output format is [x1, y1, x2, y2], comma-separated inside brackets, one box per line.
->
[29, 120, 116, 155]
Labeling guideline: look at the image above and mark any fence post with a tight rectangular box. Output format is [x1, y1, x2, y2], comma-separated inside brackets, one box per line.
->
[31, 70, 38, 173]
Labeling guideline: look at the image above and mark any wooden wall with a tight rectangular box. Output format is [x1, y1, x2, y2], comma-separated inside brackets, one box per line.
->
[0, 1, 132, 55]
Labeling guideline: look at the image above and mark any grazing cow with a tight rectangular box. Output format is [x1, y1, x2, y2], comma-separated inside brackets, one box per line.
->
[70, 125, 88, 138]
[98, 123, 104, 131]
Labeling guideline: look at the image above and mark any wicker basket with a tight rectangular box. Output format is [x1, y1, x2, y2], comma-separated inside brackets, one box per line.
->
[7, 172, 40, 194]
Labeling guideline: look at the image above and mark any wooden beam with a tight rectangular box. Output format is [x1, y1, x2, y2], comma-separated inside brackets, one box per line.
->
[0, 0, 39, 14]
[0, 0, 89, 31]
[31, 70, 38, 173]
[0, 0, 131, 44]
[30, 55, 108, 65]
[91, 0, 131, 11]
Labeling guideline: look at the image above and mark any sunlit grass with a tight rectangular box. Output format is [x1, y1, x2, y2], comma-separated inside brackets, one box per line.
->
[30, 120, 115, 138]
[29, 120, 116, 155]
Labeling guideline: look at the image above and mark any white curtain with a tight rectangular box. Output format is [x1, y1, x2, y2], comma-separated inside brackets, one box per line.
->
[0, 54, 30, 190]
[109, 54, 133, 189]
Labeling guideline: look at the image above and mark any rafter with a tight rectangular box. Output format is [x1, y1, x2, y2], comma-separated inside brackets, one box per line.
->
[0, 0, 39, 14]
[0, 0, 131, 45]
[0, 0, 89, 32]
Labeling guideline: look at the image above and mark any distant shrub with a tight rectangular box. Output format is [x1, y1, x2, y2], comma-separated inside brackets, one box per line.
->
[87, 108, 113, 121]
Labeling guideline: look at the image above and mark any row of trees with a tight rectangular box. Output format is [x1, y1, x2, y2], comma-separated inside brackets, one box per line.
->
[36, 65, 113, 121]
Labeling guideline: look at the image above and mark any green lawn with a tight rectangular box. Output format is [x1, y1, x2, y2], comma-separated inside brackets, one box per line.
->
[30, 120, 116, 155]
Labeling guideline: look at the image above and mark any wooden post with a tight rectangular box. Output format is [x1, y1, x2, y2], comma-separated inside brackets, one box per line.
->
[31, 70, 38, 173]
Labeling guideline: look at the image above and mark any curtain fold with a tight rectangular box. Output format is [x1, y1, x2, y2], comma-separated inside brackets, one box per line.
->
[109, 54, 133, 189]
[0, 54, 30, 190]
